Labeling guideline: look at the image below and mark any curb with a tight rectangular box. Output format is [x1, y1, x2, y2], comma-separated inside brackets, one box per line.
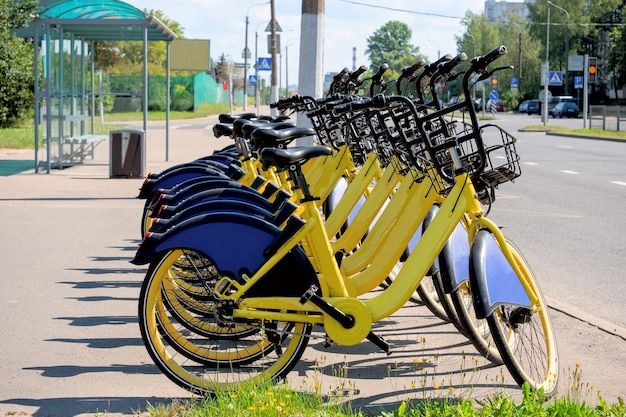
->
[517, 129, 626, 143]
[547, 296, 626, 341]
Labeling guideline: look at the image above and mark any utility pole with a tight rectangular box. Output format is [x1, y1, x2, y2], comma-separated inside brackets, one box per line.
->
[270, 0, 278, 115]
[297, 0, 324, 137]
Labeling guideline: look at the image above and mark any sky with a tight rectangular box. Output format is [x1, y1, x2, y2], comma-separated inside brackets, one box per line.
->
[124, 0, 486, 88]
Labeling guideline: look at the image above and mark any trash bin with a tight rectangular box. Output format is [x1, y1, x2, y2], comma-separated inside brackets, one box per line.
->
[109, 129, 145, 178]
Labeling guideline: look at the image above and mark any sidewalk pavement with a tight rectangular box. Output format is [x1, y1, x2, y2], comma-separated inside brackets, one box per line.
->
[1, 113, 624, 416]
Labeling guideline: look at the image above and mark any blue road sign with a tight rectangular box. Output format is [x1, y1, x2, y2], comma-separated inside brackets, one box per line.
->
[549, 71, 563, 86]
[489, 90, 499, 100]
[248, 74, 257, 85]
[510, 77, 519, 87]
[574, 75, 583, 89]
[257, 57, 272, 71]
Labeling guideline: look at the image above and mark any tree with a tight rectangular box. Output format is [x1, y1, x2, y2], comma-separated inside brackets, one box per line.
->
[112, 9, 185, 75]
[0, 0, 37, 128]
[527, 0, 621, 97]
[365, 21, 421, 73]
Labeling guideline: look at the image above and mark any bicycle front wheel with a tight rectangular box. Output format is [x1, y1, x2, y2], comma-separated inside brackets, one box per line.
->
[139, 249, 312, 395]
[479, 236, 559, 396]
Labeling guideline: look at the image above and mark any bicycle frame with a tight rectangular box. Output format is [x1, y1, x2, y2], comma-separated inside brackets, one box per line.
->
[214, 162, 536, 347]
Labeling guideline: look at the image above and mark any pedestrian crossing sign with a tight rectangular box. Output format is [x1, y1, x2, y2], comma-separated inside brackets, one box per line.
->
[548, 71, 563, 86]
[258, 57, 272, 71]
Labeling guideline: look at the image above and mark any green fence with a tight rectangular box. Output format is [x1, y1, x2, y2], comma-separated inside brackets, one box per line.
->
[108, 73, 243, 112]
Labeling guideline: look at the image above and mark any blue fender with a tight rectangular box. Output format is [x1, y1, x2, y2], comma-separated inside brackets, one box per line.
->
[149, 198, 275, 234]
[132, 211, 318, 298]
[469, 230, 531, 319]
[154, 187, 272, 220]
[138, 165, 230, 199]
[438, 222, 470, 293]
[150, 178, 256, 211]
[403, 205, 438, 273]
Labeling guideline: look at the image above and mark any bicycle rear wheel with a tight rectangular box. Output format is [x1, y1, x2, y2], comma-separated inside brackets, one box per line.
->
[479, 236, 559, 396]
[139, 249, 312, 395]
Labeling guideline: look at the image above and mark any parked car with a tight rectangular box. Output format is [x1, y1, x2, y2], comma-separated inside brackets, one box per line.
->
[548, 96, 576, 114]
[518, 100, 529, 113]
[475, 98, 504, 112]
[525, 99, 541, 115]
[550, 101, 580, 118]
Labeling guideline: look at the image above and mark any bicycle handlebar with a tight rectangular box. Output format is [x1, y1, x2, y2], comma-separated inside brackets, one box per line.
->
[331, 95, 388, 115]
[437, 52, 468, 76]
[348, 65, 368, 84]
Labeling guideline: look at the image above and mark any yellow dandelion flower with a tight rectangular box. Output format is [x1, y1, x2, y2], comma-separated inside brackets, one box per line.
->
[410, 382, 416, 388]
[433, 385, 441, 389]
[448, 387, 455, 392]
[575, 361, 580, 367]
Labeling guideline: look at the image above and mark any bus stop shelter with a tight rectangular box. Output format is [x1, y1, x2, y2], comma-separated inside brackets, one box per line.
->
[32, 0, 177, 173]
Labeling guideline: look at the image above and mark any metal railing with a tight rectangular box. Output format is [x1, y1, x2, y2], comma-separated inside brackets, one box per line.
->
[589, 105, 626, 131]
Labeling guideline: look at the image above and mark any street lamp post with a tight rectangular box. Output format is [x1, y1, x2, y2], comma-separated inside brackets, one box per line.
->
[466, 33, 476, 101]
[542, 5, 551, 124]
[244, 2, 268, 111]
[547, 1, 570, 95]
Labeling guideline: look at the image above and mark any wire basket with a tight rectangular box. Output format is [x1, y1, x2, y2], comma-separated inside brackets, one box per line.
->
[411, 102, 521, 194]
[369, 97, 438, 184]
[475, 123, 521, 187]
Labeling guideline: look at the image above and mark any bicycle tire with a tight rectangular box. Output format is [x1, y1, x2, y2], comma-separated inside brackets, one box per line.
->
[139, 248, 312, 395]
[477, 235, 559, 396]
[415, 271, 451, 323]
[448, 281, 503, 364]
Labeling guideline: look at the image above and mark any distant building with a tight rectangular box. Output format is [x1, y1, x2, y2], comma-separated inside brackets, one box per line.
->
[484, 0, 535, 22]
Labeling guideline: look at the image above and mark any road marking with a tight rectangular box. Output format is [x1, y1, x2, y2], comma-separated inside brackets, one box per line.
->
[611, 181, 626, 186]
[205, 124, 215, 130]
[524, 161, 538, 166]
[560, 170, 579, 175]
[558, 145, 573, 149]
[171, 124, 192, 129]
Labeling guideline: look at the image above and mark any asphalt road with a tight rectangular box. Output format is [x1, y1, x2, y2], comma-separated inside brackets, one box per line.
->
[480, 113, 626, 330]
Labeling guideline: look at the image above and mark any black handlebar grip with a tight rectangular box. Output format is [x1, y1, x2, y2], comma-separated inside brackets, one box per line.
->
[333, 67, 350, 81]
[324, 95, 358, 110]
[335, 95, 388, 114]
[348, 65, 368, 82]
[315, 93, 345, 105]
[437, 52, 468, 75]
[473, 46, 507, 70]
[371, 63, 389, 84]
[401, 60, 426, 78]
[433, 53, 453, 67]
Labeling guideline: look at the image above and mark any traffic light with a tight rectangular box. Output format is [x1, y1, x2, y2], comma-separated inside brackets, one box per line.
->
[588, 57, 597, 83]
[491, 73, 499, 90]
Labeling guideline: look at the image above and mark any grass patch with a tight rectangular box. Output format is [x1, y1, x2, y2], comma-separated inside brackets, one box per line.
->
[0, 102, 232, 150]
[521, 124, 626, 140]
[104, 102, 231, 122]
[0, 122, 127, 150]
[144, 381, 626, 417]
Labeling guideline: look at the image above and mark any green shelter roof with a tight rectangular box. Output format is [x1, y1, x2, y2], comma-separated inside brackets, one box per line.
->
[35, 0, 177, 41]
